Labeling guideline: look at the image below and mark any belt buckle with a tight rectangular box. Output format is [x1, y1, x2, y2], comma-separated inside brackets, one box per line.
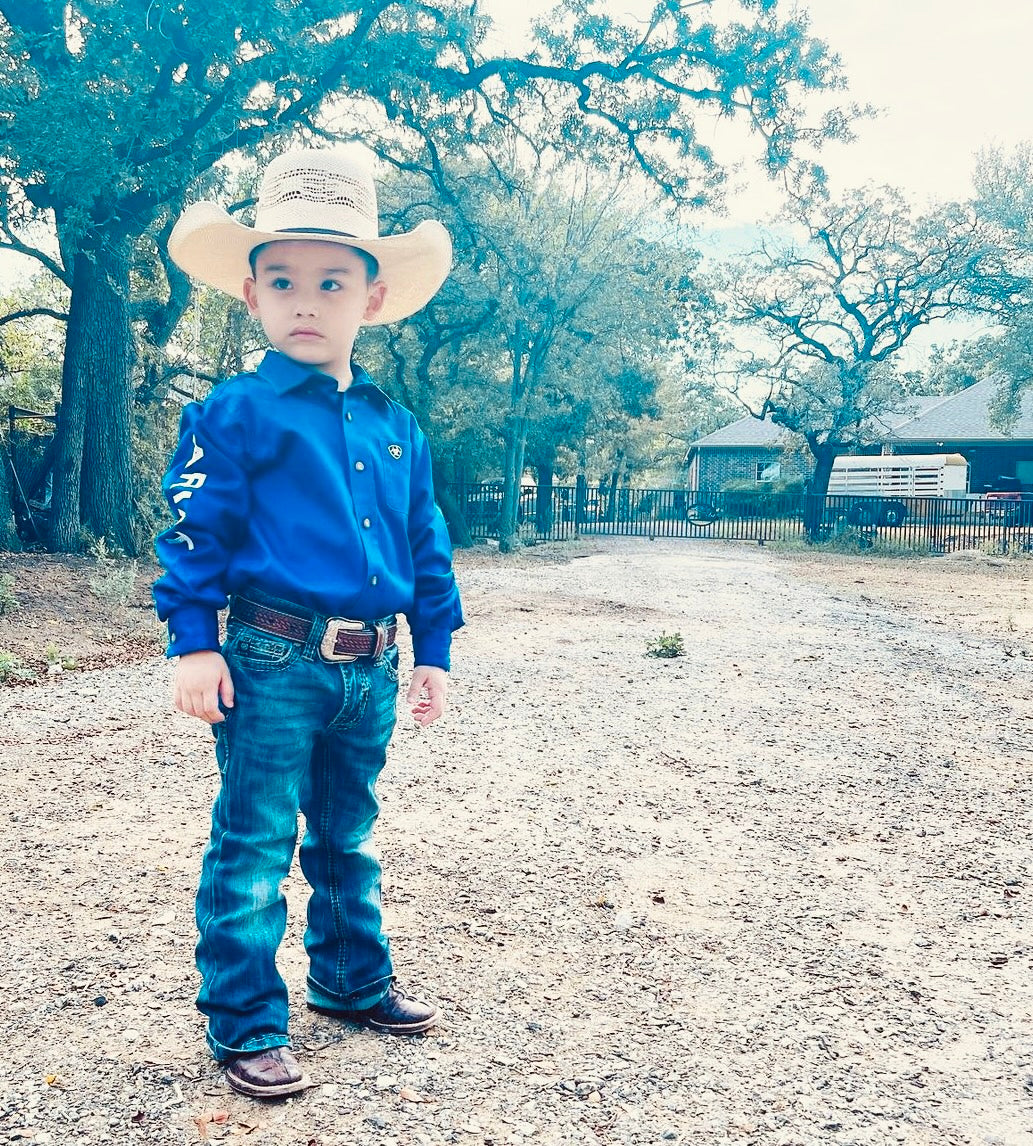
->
[319, 618, 364, 662]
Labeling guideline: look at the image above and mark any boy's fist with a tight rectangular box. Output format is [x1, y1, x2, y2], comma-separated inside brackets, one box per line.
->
[407, 665, 448, 727]
[174, 650, 235, 724]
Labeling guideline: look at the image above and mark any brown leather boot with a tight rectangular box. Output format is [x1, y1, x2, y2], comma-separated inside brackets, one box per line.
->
[224, 1046, 311, 1098]
[308, 983, 440, 1035]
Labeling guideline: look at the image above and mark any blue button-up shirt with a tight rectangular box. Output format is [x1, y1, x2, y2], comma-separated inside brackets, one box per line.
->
[153, 350, 463, 669]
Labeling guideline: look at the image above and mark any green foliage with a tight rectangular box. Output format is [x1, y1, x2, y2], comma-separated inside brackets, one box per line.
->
[697, 186, 1012, 511]
[962, 144, 1033, 424]
[719, 477, 805, 519]
[0, 649, 32, 684]
[364, 160, 700, 546]
[0, 0, 844, 552]
[0, 573, 18, 614]
[87, 537, 139, 606]
[645, 631, 685, 659]
[44, 641, 77, 671]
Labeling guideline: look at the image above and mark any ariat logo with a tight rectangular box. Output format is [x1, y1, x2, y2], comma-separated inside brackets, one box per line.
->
[387, 444, 403, 460]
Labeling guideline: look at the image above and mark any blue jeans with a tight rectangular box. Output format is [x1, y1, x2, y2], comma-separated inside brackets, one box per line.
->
[195, 607, 399, 1061]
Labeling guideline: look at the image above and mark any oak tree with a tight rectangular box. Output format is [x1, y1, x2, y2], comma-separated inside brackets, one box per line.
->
[700, 186, 999, 536]
[0, 0, 842, 551]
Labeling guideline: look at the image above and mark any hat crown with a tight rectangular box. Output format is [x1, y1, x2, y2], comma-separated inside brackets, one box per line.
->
[254, 150, 380, 240]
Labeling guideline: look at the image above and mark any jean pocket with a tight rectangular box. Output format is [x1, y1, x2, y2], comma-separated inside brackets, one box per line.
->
[227, 626, 299, 672]
[377, 643, 400, 684]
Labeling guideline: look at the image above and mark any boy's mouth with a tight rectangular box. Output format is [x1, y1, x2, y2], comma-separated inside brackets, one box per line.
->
[290, 327, 323, 339]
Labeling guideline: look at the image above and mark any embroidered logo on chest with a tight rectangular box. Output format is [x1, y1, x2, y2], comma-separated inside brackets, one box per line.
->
[387, 444, 403, 460]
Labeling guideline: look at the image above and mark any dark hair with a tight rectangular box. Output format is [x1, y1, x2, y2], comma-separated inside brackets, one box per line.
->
[248, 241, 379, 282]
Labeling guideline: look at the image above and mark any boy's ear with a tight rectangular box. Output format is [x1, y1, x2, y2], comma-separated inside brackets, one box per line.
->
[242, 277, 260, 316]
[364, 281, 387, 322]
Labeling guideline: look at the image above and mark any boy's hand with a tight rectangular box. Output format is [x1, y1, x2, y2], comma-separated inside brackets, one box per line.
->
[407, 665, 448, 727]
[174, 650, 235, 724]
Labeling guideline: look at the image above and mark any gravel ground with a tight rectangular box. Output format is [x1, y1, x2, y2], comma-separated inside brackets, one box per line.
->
[0, 537, 1031, 1146]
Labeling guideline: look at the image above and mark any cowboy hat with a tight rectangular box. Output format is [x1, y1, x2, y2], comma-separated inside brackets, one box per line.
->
[168, 148, 452, 325]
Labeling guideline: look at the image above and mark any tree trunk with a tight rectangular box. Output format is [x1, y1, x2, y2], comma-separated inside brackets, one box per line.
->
[574, 473, 587, 535]
[499, 323, 532, 554]
[50, 236, 137, 554]
[804, 442, 838, 542]
[0, 439, 22, 551]
[531, 448, 556, 536]
[603, 451, 624, 523]
[498, 417, 526, 554]
[433, 457, 473, 548]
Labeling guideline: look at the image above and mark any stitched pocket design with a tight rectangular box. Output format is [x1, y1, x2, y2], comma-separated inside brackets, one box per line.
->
[228, 627, 298, 672]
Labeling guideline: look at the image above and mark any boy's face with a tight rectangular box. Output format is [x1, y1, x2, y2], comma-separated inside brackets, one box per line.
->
[243, 240, 386, 382]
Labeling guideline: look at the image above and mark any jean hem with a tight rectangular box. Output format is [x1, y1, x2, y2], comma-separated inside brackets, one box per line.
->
[209, 1031, 292, 1064]
[305, 972, 393, 1013]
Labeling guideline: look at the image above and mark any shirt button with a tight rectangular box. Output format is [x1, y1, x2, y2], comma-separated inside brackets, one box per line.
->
[355, 461, 365, 472]
[363, 517, 371, 528]
[370, 575, 378, 586]
[346, 411, 353, 422]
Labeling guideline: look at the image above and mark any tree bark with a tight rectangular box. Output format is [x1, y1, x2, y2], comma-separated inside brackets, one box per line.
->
[532, 451, 555, 535]
[50, 235, 137, 554]
[498, 417, 525, 554]
[0, 440, 22, 551]
[804, 442, 838, 541]
[433, 457, 473, 548]
[603, 450, 624, 523]
[499, 324, 530, 554]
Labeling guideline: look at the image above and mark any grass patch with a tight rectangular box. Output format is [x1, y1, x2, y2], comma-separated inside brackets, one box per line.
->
[0, 573, 19, 615]
[645, 631, 685, 658]
[0, 650, 33, 684]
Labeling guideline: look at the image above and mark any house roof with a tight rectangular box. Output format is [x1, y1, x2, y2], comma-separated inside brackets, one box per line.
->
[691, 414, 792, 448]
[691, 395, 948, 450]
[869, 394, 953, 432]
[887, 375, 1033, 442]
[692, 377, 1033, 449]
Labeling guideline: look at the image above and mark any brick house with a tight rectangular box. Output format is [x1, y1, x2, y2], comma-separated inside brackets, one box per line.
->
[687, 377, 1033, 495]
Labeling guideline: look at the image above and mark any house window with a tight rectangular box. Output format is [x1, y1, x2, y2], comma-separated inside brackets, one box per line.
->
[756, 460, 781, 483]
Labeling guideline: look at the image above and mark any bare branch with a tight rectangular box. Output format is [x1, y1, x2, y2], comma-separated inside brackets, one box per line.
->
[0, 306, 67, 326]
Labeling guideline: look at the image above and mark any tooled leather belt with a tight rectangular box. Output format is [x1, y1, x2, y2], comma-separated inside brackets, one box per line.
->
[230, 596, 396, 662]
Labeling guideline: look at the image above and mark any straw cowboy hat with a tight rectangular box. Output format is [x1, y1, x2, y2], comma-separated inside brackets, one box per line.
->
[168, 148, 452, 325]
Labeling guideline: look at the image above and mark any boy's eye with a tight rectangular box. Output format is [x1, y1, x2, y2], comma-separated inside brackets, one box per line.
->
[321, 279, 342, 292]
[270, 277, 292, 291]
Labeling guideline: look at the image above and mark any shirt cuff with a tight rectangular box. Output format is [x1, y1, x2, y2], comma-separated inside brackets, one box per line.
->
[166, 605, 221, 658]
[411, 631, 453, 672]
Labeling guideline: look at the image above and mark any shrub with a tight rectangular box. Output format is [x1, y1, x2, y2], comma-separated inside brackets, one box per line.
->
[0, 649, 33, 684]
[0, 573, 18, 615]
[646, 631, 685, 658]
[719, 477, 805, 519]
[87, 535, 139, 606]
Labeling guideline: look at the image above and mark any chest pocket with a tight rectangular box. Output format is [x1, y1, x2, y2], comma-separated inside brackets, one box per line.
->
[379, 440, 410, 515]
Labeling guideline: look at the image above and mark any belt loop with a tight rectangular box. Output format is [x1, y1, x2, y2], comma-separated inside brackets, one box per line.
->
[301, 612, 325, 662]
[371, 619, 388, 660]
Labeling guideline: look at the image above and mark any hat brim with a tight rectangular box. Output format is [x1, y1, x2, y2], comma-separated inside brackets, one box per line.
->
[168, 201, 452, 325]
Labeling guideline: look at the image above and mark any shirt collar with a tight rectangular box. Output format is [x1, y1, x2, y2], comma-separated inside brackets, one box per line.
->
[256, 349, 394, 408]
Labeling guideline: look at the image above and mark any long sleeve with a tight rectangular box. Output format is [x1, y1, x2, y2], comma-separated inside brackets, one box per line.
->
[405, 424, 464, 670]
[153, 398, 251, 656]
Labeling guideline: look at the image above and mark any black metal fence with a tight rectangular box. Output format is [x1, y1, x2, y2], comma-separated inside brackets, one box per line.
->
[447, 482, 1033, 555]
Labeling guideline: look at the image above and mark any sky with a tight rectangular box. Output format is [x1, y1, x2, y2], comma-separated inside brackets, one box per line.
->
[483, 0, 1033, 225]
[480, 0, 1032, 364]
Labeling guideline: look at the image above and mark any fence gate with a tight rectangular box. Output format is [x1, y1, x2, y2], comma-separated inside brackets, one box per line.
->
[447, 482, 1033, 555]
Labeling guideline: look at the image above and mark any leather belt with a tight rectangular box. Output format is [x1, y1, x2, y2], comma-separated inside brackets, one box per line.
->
[230, 596, 396, 663]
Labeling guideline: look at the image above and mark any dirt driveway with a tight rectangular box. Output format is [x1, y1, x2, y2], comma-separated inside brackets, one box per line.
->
[0, 537, 1030, 1145]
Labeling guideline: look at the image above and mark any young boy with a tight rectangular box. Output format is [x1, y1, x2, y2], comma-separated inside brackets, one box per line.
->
[153, 148, 463, 1099]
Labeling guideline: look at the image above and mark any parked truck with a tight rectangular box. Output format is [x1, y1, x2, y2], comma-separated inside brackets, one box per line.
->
[825, 453, 970, 526]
